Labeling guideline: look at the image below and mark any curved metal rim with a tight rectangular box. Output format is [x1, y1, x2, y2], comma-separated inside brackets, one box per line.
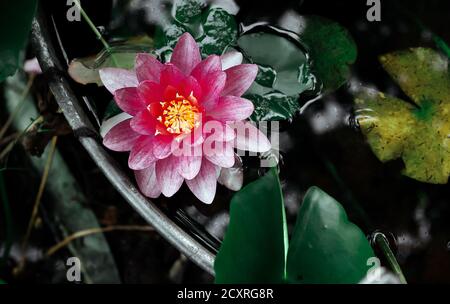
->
[30, 6, 215, 276]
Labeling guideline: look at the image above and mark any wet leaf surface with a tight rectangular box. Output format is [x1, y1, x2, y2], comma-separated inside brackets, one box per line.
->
[214, 168, 287, 283]
[155, 4, 237, 58]
[214, 170, 374, 283]
[286, 187, 375, 284]
[236, 26, 317, 121]
[355, 48, 450, 184]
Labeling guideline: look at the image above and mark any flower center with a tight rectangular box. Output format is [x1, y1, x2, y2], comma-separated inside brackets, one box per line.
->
[158, 93, 200, 134]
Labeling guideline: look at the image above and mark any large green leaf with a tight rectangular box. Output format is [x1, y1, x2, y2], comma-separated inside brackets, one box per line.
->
[214, 168, 288, 284]
[214, 170, 376, 284]
[0, 0, 37, 82]
[279, 14, 357, 93]
[286, 187, 375, 284]
[355, 48, 450, 184]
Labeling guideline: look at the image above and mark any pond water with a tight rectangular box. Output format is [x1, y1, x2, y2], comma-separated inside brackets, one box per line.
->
[3, 0, 449, 283]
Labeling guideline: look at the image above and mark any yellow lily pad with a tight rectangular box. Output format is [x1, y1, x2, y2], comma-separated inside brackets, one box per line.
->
[355, 48, 450, 184]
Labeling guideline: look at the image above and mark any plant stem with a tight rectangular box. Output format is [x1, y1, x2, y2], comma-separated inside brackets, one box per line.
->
[73, 0, 118, 66]
[17, 136, 58, 273]
[375, 233, 407, 284]
[46, 225, 154, 257]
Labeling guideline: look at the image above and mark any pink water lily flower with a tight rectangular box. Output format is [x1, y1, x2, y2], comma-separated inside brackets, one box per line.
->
[99, 32, 271, 204]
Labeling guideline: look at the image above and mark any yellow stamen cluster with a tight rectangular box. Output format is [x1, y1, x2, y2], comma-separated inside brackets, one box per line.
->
[159, 94, 199, 134]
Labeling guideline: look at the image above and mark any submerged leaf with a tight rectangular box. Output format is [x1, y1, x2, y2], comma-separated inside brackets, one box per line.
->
[355, 48, 450, 184]
[279, 14, 357, 93]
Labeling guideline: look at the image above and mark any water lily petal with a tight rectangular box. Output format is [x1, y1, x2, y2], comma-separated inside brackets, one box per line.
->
[186, 159, 219, 204]
[115, 87, 145, 115]
[134, 163, 161, 198]
[232, 121, 271, 152]
[191, 55, 222, 80]
[222, 64, 258, 97]
[171, 33, 201, 75]
[180, 76, 203, 101]
[156, 155, 184, 197]
[209, 96, 254, 122]
[103, 118, 140, 151]
[128, 135, 158, 170]
[136, 53, 164, 83]
[130, 110, 156, 135]
[200, 71, 226, 110]
[160, 64, 185, 88]
[137, 81, 165, 105]
[203, 120, 235, 142]
[220, 51, 243, 70]
[176, 154, 202, 180]
[217, 155, 244, 191]
[204, 141, 235, 168]
[99, 68, 138, 94]
[100, 112, 133, 138]
[152, 135, 173, 159]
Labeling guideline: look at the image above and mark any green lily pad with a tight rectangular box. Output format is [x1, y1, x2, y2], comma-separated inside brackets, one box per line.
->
[237, 27, 315, 96]
[0, 0, 37, 82]
[198, 8, 238, 56]
[155, 1, 238, 58]
[214, 170, 375, 284]
[279, 14, 357, 93]
[355, 48, 450, 184]
[248, 92, 300, 121]
[173, 0, 205, 24]
[214, 168, 288, 284]
[286, 187, 375, 284]
[236, 26, 317, 121]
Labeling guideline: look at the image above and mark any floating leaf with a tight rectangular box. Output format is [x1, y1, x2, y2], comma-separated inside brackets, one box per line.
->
[286, 187, 375, 284]
[155, 3, 238, 58]
[236, 26, 317, 121]
[214, 168, 287, 284]
[355, 48, 450, 184]
[248, 92, 299, 121]
[0, 0, 37, 82]
[279, 14, 357, 92]
[173, 0, 205, 24]
[68, 38, 153, 86]
[237, 27, 314, 96]
[198, 8, 238, 56]
[214, 169, 375, 284]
